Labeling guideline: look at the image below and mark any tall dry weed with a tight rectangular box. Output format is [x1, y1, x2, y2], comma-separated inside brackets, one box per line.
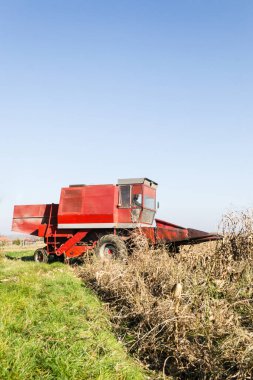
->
[217, 209, 253, 261]
[80, 212, 253, 379]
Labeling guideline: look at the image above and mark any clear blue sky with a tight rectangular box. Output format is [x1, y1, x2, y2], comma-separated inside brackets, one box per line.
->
[0, 0, 252, 234]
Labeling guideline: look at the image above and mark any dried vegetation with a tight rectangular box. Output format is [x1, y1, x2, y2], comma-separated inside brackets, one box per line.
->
[80, 210, 253, 379]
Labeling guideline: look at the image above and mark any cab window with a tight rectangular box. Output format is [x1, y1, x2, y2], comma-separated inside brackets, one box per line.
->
[132, 193, 142, 208]
[144, 196, 156, 210]
[119, 185, 130, 208]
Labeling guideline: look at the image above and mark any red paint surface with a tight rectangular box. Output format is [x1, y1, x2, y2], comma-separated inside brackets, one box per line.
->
[58, 185, 116, 224]
[12, 204, 58, 236]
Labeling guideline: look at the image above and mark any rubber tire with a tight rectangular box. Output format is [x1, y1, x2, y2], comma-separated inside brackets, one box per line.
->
[166, 244, 180, 254]
[95, 234, 128, 261]
[34, 248, 49, 263]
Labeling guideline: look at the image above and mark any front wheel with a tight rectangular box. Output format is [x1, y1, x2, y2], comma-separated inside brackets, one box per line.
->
[34, 248, 48, 263]
[95, 235, 128, 261]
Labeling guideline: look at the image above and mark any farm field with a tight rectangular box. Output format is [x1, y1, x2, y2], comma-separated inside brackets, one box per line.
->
[0, 247, 147, 380]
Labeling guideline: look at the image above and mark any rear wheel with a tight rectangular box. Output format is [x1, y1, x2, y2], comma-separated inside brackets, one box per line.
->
[34, 248, 48, 263]
[95, 235, 128, 261]
[166, 243, 180, 254]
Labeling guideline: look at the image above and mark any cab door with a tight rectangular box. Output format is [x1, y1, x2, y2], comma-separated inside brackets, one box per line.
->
[131, 184, 143, 223]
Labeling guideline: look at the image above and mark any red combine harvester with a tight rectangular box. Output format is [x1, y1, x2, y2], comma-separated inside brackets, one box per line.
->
[12, 178, 220, 262]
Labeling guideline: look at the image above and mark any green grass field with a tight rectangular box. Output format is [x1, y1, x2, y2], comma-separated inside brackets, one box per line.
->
[0, 250, 146, 380]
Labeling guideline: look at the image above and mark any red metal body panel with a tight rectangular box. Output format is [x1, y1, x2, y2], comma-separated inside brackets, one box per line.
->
[117, 208, 131, 223]
[140, 227, 156, 243]
[56, 231, 88, 255]
[12, 204, 58, 236]
[155, 219, 189, 242]
[58, 185, 116, 225]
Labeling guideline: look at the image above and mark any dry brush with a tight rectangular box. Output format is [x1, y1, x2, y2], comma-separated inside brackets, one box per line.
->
[80, 211, 253, 379]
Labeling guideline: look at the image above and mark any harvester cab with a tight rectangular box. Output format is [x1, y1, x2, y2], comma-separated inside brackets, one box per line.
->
[117, 178, 158, 226]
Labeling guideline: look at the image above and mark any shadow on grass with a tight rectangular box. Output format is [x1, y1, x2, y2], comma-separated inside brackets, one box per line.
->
[4, 253, 86, 266]
[5, 255, 34, 261]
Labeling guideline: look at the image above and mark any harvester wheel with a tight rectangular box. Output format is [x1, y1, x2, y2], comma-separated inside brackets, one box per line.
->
[166, 243, 180, 254]
[95, 235, 128, 261]
[34, 248, 48, 263]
